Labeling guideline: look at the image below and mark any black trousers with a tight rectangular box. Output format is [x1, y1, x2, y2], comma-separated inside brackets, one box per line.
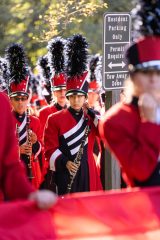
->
[39, 170, 57, 193]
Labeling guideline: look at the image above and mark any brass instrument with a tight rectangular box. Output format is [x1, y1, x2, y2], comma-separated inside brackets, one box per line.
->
[26, 108, 34, 180]
[67, 123, 90, 193]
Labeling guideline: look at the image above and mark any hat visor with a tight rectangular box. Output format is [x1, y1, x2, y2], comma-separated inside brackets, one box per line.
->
[66, 89, 87, 97]
[52, 85, 66, 91]
[9, 91, 29, 98]
[88, 89, 100, 93]
[129, 61, 160, 73]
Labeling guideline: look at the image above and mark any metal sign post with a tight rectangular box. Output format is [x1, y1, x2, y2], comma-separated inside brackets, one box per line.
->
[103, 13, 131, 90]
[102, 13, 131, 190]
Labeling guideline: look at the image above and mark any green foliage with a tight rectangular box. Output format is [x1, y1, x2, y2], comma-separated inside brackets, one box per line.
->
[107, 0, 133, 12]
[39, 0, 107, 40]
[0, 0, 133, 67]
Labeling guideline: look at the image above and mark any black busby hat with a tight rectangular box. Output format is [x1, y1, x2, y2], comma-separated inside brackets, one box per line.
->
[126, 0, 160, 72]
[47, 37, 66, 91]
[66, 34, 89, 97]
[5, 43, 29, 97]
[88, 54, 102, 93]
[37, 55, 52, 104]
[0, 57, 10, 93]
[37, 55, 51, 85]
[28, 68, 40, 96]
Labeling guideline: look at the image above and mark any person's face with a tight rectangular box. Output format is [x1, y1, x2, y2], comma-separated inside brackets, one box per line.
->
[53, 89, 66, 105]
[132, 70, 160, 99]
[10, 95, 29, 115]
[68, 94, 86, 111]
[88, 91, 99, 106]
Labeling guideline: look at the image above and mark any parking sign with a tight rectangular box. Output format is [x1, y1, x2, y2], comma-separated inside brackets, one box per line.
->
[103, 13, 131, 90]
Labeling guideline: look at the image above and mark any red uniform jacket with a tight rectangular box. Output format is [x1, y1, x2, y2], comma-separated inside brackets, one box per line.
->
[0, 93, 34, 200]
[99, 99, 160, 186]
[39, 103, 67, 176]
[44, 107, 102, 195]
[39, 103, 64, 137]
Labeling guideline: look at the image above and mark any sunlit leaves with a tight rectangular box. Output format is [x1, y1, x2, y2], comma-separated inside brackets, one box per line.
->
[0, 0, 108, 66]
[40, 0, 107, 41]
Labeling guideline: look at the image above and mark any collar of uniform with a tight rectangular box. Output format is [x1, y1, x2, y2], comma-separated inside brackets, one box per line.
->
[54, 102, 67, 110]
[13, 111, 25, 123]
[68, 107, 83, 122]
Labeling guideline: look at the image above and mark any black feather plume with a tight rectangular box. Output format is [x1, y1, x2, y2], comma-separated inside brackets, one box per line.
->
[28, 68, 39, 94]
[47, 37, 65, 74]
[5, 43, 28, 85]
[0, 57, 10, 82]
[37, 55, 52, 103]
[89, 55, 100, 82]
[38, 55, 51, 82]
[66, 34, 88, 77]
[132, 0, 160, 36]
[0, 57, 9, 92]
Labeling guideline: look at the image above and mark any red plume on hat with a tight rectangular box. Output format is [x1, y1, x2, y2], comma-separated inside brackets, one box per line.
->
[88, 54, 102, 93]
[66, 34, 89, 97]
[47, 37, 66, 91]
[5, 43, 29, 97]
[126, 0, 160, 71]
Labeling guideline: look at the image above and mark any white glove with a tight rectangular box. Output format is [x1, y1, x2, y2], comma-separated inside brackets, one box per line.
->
[28, 190, 57, 209]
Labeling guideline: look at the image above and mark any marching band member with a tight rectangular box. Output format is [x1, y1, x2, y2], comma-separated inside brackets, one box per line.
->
[5, 43, 42, 189]
[88, 54, 104, 114]
[0, 91, 57, 208]
[36, 55, 52, 105]
[38, 38, 68, 188]
[87, 55, 104, 187]
[29, 70, 48, 117]
[99, 0, 160, 187]
[38, 37, 68, 137]
[44, 34, 102, 195]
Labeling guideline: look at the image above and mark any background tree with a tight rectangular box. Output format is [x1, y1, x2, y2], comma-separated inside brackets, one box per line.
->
[106, 0, 133, 12]
[0, 0, 134, 67]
